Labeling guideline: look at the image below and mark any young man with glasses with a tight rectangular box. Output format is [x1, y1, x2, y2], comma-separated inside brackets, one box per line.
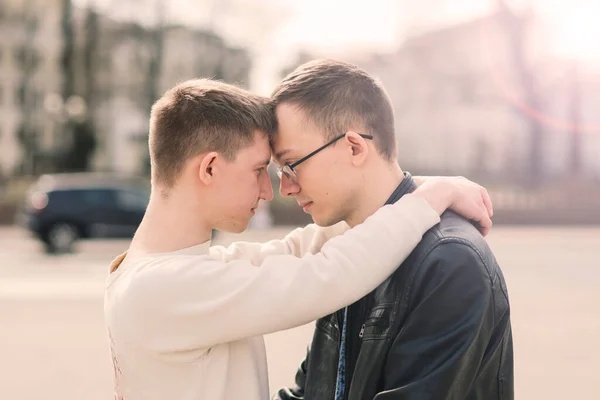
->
[104, 78, 493, 400]
[271, 59, 513, 400]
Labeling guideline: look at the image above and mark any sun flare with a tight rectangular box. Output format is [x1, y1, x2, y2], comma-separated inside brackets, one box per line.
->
[550, 6, 600, 60]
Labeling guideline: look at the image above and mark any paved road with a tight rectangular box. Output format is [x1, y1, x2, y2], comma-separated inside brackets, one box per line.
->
[0, 226, 598, 399]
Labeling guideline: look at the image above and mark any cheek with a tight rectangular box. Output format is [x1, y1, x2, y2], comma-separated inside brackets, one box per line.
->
[237, 174, 260, 201]
[311, 156, 345, 192]
[303, 165, 340, 200]
[317, 173, 353, 206]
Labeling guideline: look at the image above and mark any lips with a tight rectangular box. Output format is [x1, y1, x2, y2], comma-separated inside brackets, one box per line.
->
[299, 201, 313, 213]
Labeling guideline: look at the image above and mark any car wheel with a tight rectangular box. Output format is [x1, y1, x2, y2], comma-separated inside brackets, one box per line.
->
[46, 223, 79, 254]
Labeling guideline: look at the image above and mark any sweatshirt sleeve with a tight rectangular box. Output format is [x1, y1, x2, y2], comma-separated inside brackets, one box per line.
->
[129, 194, 440, 351]
[208, 222, 350, 264]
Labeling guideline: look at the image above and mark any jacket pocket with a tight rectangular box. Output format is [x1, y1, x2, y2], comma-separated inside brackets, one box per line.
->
[360, 304, 393, 341]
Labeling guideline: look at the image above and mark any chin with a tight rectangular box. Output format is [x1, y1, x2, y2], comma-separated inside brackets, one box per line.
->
[230, 220, 251, 234]
[214, 219, 250, 234]
[231, 224, 248, 234]
[311, 211, 342, 228]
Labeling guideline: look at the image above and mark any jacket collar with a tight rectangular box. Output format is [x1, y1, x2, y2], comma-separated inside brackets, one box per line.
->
[385, 172, 417, 206]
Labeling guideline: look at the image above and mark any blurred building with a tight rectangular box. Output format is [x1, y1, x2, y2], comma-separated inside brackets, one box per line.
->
[92, 20, 252, 175]
[362, 11, 600, 180]
[533, 59, 600, 179]
[0, 0, 252, 177]
[358, 13, 528, 178]
[0, 0, 64, 177]
[361, 13, 600, 178]
[281, 11, 600, 181]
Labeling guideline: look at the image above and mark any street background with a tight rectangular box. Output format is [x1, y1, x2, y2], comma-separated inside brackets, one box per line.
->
[2, 0, 600, 225]
[1, 226, 598, 400]
[2, 0, 600, 399]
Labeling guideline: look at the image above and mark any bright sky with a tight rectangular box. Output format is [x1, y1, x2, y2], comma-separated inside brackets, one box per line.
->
[539, 0, 600, 60]
[77, 0, 600, 92]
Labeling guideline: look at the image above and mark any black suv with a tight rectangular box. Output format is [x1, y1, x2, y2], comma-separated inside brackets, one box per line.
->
[17, 173, 149, 253]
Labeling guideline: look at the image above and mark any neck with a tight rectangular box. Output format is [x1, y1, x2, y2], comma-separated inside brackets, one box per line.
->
[345, 162, 404, 227]
[130, 187, 212, 255]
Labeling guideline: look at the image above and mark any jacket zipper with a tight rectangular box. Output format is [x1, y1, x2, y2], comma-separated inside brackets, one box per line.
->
[344, 302, 366, 400]
[343, 294, 372, 400]
[358, 324, 365, 338]
[343, 305, 352, 400]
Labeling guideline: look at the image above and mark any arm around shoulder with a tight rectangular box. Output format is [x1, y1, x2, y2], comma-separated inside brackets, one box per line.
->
[133, 195, 441, 352]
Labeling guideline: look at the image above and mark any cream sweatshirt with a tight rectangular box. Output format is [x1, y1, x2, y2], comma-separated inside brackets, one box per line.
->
[104, 194, 440, 400]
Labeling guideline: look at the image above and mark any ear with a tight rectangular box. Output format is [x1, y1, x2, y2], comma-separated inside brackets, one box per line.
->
[344, 131, 369, 167]
[198, 152, 219, 185]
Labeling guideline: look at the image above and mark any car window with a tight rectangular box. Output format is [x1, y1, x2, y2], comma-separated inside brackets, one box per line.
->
[47, 190, 83, 210]
[81, 189, 118, 207]
[115, 189, 149, 211]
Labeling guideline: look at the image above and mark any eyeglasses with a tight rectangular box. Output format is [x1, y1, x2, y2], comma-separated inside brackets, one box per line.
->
[276, 133, 373, 184]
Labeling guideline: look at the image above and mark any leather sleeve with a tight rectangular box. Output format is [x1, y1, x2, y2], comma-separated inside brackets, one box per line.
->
[272, 347, 310, 400]
[374, 241, 505, 400]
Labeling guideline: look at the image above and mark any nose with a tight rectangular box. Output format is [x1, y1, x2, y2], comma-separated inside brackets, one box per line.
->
[279, 173, 300, 198]
[260, 172, 274, 201]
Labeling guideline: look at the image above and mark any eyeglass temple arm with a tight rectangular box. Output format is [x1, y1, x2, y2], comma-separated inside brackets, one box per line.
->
[289, 134, 373, 169]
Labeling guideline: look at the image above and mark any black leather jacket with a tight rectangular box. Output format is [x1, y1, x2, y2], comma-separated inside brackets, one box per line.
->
[274, 174, 514, 400]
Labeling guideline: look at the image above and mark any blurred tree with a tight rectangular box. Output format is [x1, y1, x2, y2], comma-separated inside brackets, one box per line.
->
[57, 0, 76, 171]
[567, 61, 582, 176]
[61, 0, 75, 105]
[83, 7, 99, 121]
[58, 0, 98, 172]
[16, 1, 41, 175]
[470, 137, 495, 181]
[146, 0, 165, 113]
[142, 0, 166, 174]
[496, 0, 545, 185]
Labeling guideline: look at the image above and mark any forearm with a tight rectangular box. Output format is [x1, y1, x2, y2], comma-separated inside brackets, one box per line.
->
[209, 222, 349, 264]
[139, 194, 440, 350]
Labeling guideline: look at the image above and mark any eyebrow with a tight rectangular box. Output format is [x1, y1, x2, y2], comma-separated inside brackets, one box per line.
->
[255, 157, 272, 168]
[274, 149, 292, 161]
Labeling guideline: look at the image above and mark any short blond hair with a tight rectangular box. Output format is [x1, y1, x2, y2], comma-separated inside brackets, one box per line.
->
[149, 79, 275, 187]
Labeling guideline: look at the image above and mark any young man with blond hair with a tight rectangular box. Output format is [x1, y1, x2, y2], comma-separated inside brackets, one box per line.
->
[104, 78, 493, 400]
